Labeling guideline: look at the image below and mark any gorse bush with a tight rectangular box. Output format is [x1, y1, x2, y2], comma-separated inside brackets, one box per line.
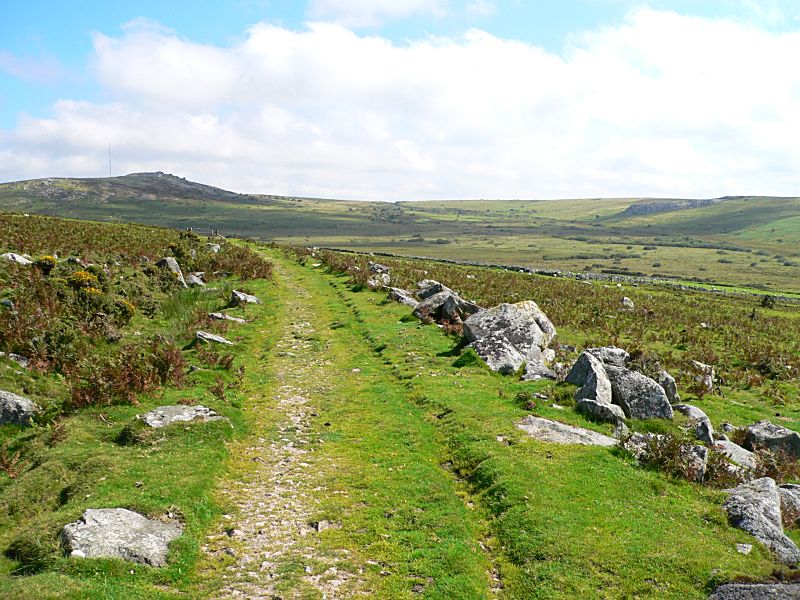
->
[0, 213, 273, 418]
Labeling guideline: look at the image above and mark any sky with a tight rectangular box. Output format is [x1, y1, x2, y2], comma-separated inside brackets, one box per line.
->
[2, 0, 800, 200]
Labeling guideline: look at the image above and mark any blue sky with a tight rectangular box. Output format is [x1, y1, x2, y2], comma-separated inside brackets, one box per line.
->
[2, 1, 800, 198]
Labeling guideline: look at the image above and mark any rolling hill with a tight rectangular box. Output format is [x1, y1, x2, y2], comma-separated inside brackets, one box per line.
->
[2, 172, 799, 292]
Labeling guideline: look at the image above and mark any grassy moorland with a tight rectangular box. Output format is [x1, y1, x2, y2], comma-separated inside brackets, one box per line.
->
[257, 247, 800, 598]
[0, 214, 275, 598]
[1, 216, 800, 598]
[2, 174, 800, 292]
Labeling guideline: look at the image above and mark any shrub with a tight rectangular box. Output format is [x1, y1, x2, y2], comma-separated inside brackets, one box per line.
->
[753, 449, 800, 483]
[68, 337, 186, 409]
[34, 255, 57, 275]
[66, 270, 98, 289]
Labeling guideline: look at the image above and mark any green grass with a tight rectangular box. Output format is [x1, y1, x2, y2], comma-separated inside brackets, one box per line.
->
[2, 216, 800, 598]
[272, 255, 783, 598]
[0, 276, 276, 598]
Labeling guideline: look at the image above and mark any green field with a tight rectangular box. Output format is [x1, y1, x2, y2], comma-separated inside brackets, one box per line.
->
[1, 214, 800, 597]
[2, 173, 800, 292]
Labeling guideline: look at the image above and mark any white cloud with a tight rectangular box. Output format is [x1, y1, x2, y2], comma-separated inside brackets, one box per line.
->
[465, 0, 496, 18]
[307, 0, 448, 28]
[4, 8, 800, 199]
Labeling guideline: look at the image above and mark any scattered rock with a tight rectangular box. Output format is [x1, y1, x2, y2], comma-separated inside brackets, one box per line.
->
[207, 243, 221, 253]
[658, 370, 680, 404]
[566, 351, 612, 405]
[139, 405, 224, 428]
[413, 291, 481, 327]
[196, 331, 234, 345]
[155, 257, 188, 288]
[209, 312, 247, 323]
[744, 420, 800, 459]
[463, 301, 555, 375]
[735, 543, 753, 555]
[587, 346, 630, 368]
[61, 508, 182, 567]
[575, 397, 626, 424]
[230, 290, 261, 306]
[724, 477, 800, 565]
[0, 252, 32, 266]
[186, 274, 205, 287]
[368, 262, 390, 274]
[605, 366, 673, 420]
[779, 484, 800, 528]
[416, 280, 452, 300]
[621, 296, 634, 309]
[516, 415, 617, 447]
[0, 390, 38, 426]
[0, 352, 29, 368]
[709, 583, 800, 599]
[387, 287, 419, 308]
[690, 360, 715, 394]
[714, 440, 757, 470]
[673, 404, 714, 443]
[367, 273, 391, 290]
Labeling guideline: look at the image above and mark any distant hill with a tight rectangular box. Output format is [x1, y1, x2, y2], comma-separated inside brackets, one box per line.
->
[619, 198, 726, 216]
[2, 173, 800, 292]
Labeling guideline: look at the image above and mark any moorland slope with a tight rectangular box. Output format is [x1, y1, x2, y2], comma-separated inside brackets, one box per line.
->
[2, 174, 800, 292]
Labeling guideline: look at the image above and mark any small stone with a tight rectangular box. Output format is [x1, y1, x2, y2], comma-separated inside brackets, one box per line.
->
[209, 312, 247, 324]
[1, 252, 32, 266]
[61, 508, 182, 567]
[0, 390, 39, 426]
[139, 405, 224, 428]
[196, 331, 234, 345]
[736, 543, 752, 555]
[230, 290, 261, 306]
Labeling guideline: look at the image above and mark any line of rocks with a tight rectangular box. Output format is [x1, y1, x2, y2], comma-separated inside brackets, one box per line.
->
[380, 267, 800, 596]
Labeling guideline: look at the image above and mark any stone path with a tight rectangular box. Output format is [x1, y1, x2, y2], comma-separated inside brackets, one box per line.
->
[202, 265, 362, 599]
